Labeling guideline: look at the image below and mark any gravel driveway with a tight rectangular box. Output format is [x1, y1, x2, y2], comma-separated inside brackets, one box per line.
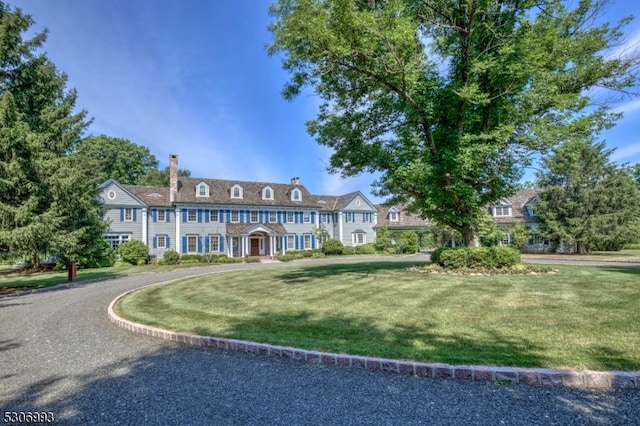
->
[1, 258, 638, 425]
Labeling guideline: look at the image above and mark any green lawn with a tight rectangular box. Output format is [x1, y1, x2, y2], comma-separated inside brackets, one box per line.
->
[116, 261, 640, 371]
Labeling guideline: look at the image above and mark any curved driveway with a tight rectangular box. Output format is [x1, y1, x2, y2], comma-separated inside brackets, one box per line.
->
[1, 256, 638, 425]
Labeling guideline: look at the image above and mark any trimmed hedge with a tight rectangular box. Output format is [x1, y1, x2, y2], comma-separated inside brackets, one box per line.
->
[322, 239, 344, 255]
[431, 246, 521, 269]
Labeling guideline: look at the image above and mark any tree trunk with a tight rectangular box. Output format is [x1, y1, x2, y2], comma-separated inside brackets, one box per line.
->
[461, 224, 480, 247]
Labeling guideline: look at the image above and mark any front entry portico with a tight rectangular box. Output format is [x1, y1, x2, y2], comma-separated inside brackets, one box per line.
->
[225, 223, 288, 258]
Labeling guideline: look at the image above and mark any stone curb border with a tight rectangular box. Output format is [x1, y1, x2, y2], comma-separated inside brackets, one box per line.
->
[108, 288, 639, 390]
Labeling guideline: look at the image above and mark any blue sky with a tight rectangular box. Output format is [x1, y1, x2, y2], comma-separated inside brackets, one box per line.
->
[9, 0, 640, 203]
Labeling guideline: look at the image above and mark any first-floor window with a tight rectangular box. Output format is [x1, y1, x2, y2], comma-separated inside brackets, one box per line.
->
[304, 234, 312, 249]
[352, 232, 366, 245]
[501, 233, 512, 245]
[157, 235, 168, 249]
[287, 235, 295, 249]
[104, 233, 131, 250]
[210, 235, 220, 252]
[187, 235, 197, 253]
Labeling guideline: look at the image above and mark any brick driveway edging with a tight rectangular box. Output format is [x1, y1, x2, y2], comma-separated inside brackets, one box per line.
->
[108, 287, 639, 390]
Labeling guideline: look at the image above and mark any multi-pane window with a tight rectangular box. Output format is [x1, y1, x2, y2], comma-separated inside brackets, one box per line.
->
[231, 210, 239, 223]
[124, 208, 133, 221]
[345, 212, 354, 222]
[251, 211, 258, 223]
[352, 233, 365, 245]
[157, 235, 167, 249]
[105, 234, 130, 250]
[287, 212, 294, 223]
[389, 212, 399, 222]
[187, 235, 197, 253]
[210, 235, 219, 252]
[292, 189, 301, 201]
[494, 206, 511, 217]
[232, 185, 243, 199]
[157, 209, 166, 222]
[501, 233, 512, 245]
[187, 209, 197, 222]
[303, 213, 311, 223]
[210, 210, 219, 222]
[269, 211, 276, 223]
[304, 234, 312, 249]
[264, 188, 272, 200]
[197, 184, 208, 197]
[287, 235, 295, 249]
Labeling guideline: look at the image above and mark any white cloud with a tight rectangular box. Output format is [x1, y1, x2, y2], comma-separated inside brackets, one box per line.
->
[611, 142, 640, 162]
[612, 98, 640, 116]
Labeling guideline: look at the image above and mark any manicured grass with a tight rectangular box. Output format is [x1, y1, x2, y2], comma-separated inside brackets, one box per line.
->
[116, 261, 640, 371]
[522, 249, 640, 262]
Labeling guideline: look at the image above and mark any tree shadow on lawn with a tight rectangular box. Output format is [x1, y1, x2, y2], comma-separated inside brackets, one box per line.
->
[210, 310, 555, 369]
[276, 261, 426, 284]
[598, 265, 640, 276]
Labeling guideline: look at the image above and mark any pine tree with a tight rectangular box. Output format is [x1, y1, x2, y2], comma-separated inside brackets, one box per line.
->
[535, 139, 640, 253]
[0, 2, 104, 267]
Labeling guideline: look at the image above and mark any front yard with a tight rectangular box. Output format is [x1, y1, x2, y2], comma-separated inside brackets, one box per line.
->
[116, 261, 640, 371]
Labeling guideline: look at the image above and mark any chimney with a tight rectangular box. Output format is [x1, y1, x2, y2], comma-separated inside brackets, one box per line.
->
[169, 154, 178, 202]
[291, 177, 300, 185]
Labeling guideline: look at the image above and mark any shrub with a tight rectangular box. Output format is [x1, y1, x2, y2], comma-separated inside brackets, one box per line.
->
[399, 230, 419, 253]
[118, 240, 149, 265]
[355, 243, 376, 255]
[321, 239, 344, 255]
[277, 253, 296, 262]
[245, 256, 261, 263]
[163, 250, 180, 265]
[342, 246, 356, 255]
[432, 246, 520, 269]
[623, 243, 640, 249]
[179, 254, 203, 263]
[76, 238, 116, 268]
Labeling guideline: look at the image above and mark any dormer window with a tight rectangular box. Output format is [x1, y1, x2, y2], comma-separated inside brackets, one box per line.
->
[262, 186, 274, 200]
[231, 184, 243, 199]
[291, 188, 301, 202]
[526, 197, 538, 216]
[196, 182, 209, 197]
[389, 207, 399, 222]
[492, 199, 512, 217]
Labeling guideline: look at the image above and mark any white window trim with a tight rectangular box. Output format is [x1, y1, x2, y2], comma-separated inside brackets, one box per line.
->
[389, 212, 399, 222]
[157, 235, 168, 249]
[231, 184, 243, 199]
[304, 234, 312, 249]
[157, 209, 166, 222]
[231, 210, 240, 223]
[352, 232, 366, 245]
[196, 183, 209, 197]
[262, 186, 274, 200]
[187, 235, 198, 253]
[493, 206, 512, 217]
[291, 189, 301, 202]
[210, 210, 219, 222]
[187, 209, 197, 222]
[124, 208, 133, 222]
[303, 213, 311, 223]
[251, 211, 259, 223]
[210, 235, 220, 252]
[287, 212, 294, 223]
[268, 211, 276, 223]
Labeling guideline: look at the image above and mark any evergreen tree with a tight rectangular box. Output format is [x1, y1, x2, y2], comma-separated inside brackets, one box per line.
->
[268, 0, 637, 246]
[0, 2, 104, 267]
[535, 139, 640, 253]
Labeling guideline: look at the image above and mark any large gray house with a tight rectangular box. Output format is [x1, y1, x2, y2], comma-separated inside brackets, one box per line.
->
[98, 155, 378, 259]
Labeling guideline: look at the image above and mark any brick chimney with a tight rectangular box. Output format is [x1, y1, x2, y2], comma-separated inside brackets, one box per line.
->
[291, 177, 300, 185]
[169, 154, 178, 203]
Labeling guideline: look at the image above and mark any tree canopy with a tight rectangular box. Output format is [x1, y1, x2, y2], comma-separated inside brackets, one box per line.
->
[74, 135, 160, 185]
[535, 139, 640, 252]
[0, 2, 104, 267]
[268, 0, 638, 246]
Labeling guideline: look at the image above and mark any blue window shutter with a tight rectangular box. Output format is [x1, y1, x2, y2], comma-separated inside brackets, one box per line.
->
[197, 209, 203, 223]
[219, 236, 224, 252]
[205, 236, 210, 252]
[166, 209, 170, 222]
[277, 211, 281, 223]
[311, 212, 316, 223]
[311, 235, 316, 249]
[152, 209, 158, 223]
[226, 210, 231, 223]
[152, 237, 157, 249]
[295, 212, 299, 223]
[182, 236, 187, 253]
[294, 236, 298, 250]
[259, 211, 263, 222]
[182, 210, 187, 223]
[197, 236, 203, 253]
[205, 209, 210, 223]
[120, 208, 124, 222]
[166, 237, 171, 249]
[133, 209, 137, 222]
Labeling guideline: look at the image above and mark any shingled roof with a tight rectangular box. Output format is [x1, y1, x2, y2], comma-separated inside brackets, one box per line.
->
[491, 189, 540, 224]
[122, 185, 172, 207]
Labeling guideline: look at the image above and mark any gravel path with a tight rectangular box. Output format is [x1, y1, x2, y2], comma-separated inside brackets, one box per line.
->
[1, 258, 638, 425]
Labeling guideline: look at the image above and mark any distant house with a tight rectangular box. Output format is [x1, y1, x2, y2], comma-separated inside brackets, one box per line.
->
[98, 155, 378, 259]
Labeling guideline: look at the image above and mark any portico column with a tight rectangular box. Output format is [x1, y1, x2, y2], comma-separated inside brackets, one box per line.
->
[338, 212, 344, 244]
[141, 208, 148, 246]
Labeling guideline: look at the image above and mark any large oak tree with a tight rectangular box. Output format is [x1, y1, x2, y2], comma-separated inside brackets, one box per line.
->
[268, 0, 637, 246]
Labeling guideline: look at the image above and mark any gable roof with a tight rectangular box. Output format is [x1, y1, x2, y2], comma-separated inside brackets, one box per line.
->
[123, 184, 172, 207]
